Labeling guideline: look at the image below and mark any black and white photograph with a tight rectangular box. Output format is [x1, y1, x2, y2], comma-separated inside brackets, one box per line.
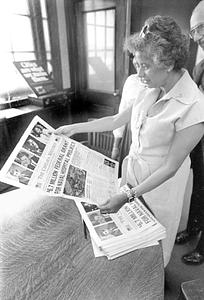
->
[87, 210, 112, 226]
[6, 163, 33, 185]
[94, 222, 122, 240]
[81, 201, 99, 213]
[23, 135, 45, 156]
[63, 165, 86, 197]
[14, 150, 39, 170]
[1, 1, 204, 299]
[30, 122, 52, 143]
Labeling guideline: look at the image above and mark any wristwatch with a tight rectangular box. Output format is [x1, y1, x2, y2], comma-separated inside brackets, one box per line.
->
[125, 186, 140, 203]
[124, 188, 135, 203]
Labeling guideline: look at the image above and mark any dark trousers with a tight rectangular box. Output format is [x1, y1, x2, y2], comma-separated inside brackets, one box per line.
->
[187, 139, 204, 252]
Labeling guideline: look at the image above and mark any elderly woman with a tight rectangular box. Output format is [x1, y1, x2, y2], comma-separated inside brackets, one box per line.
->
[55, 16, 204, 267]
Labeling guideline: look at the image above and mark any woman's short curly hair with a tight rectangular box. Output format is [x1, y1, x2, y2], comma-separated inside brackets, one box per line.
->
[124, 15, 190, 71]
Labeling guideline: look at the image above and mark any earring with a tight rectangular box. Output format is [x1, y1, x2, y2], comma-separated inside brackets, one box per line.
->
[167, 66, 173, 72]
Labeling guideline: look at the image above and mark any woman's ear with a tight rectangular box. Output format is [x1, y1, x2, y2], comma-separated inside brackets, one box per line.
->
[167, 65, 174, 72]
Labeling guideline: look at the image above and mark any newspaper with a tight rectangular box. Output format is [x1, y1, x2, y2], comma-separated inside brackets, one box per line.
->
[0, 115, 166, 259]
[75, 185, 166, 260]
[0, 116, 119, 206]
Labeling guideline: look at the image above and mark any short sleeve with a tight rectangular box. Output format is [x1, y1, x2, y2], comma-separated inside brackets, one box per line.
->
[175, 98, 204, 132]
[119, 75, 143, 112]
[113, 75, 144, 138]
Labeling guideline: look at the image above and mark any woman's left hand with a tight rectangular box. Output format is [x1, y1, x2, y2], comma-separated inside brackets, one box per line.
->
[99, 193, 127, 214]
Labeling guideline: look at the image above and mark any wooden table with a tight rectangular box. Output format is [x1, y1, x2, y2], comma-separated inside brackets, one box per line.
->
[0, 189, 164, 300]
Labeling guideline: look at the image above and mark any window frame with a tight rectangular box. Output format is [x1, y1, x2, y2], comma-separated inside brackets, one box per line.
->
[74, 0, 130, 117]
[84, 8, 116, 93]
[28, 0, 48, 72]
[0, 0, 54, 102]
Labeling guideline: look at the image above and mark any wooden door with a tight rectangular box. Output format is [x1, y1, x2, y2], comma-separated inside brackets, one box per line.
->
[75, 0, 131, 119]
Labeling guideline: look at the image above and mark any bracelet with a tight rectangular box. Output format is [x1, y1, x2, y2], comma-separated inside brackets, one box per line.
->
[124, 189, 135, 203]
[132, 187, 139, 199]
[124, 187, 140, 203]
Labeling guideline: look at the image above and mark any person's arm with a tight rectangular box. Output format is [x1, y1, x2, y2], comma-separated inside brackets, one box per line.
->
[111, 75, 142, 160]
[99, 123, 204, 214]
[111, 136, 122, 160]
[54, 106, 132, 137]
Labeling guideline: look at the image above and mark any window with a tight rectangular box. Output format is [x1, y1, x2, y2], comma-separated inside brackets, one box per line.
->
[0, 0, 51, 103]
[39, 0, 52, 75]
[85, 9, 115, 92]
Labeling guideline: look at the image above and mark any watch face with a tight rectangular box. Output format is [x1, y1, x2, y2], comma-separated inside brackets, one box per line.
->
[125, 189, 134, 202]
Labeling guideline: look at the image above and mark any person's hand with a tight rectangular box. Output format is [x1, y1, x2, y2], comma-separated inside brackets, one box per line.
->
[54, 124, 77, 137]
[99, 193, 127, 214]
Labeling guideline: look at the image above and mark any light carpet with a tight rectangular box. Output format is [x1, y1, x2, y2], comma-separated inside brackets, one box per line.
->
[0, 189, 82, 300]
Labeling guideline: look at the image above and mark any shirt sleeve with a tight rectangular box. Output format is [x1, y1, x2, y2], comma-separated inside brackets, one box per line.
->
[175, 97, 204, 132]
[113, 75, 143, 138]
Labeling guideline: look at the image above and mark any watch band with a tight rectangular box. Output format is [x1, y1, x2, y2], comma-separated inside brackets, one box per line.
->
[124, 188, 135, 203]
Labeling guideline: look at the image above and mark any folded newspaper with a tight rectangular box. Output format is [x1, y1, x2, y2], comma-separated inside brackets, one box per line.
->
[0, 115, 119, 205]
[76, 184, 166, 259]
[0, 116, 166, 259]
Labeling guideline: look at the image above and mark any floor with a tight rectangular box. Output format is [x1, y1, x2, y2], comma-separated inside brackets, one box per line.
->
[164, 234, 204, 299]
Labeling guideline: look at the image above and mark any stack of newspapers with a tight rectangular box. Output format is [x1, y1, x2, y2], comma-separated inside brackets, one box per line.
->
[75, 185, 166, 260]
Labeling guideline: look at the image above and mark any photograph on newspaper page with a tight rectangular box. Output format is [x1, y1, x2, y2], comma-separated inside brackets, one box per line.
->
[75, 193, 166, 259]
[62, 141, 119, 205]
[0, 116, 119, 206]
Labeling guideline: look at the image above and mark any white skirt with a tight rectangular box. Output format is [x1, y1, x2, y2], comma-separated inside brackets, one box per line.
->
[121, 154, 191, 267]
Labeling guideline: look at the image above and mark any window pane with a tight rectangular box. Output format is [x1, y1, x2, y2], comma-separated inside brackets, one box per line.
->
[5, 0, 29, 16]
[0, 1, 50, 100]
[86, 12, 94, 25]
[85, 9, 115, 92]
[87, 25, 95, 51]
[88, 51, 95, 58]
[96, 51, 105, 63]
[96, 27, 105, 50]
[40, 0, 47, 18]
[47, 61, 53, 77]
[43, 19, 51, 52]
[0, 6, 12, 52]
[106, 10, 114, 26]
[96, 11, 105, 26]
[106, 27, 114, 49]
[10, 15, 34, 51]
[88, 64, 95, 76]
[88, 55, 114, 91]
[46, 52, 51, 60]
[0, 24, 12, 53]
[0, 60, 32, 98]
[106, 50, 114, 71]
[13, 52, 36, 61]
[0, 54, 14, 96]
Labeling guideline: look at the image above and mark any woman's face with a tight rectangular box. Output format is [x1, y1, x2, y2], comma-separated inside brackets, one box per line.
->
[134, 50, 170, 89]
[34, 127, 42, 134]
[20, 155, 30, 166]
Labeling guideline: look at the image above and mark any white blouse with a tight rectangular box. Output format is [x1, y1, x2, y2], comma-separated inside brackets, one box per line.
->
[122, 70, 204, 267]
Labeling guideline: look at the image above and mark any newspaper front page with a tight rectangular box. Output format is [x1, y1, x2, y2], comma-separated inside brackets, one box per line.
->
[0, 116, 119, 206]
[75, 186, 166, 259]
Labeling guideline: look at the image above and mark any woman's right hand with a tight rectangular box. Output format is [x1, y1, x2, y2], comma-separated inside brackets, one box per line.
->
[54, 124, 77, 137]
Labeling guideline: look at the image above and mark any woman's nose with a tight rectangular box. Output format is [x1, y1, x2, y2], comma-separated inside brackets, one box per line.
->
[137, 67, 144, 77]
